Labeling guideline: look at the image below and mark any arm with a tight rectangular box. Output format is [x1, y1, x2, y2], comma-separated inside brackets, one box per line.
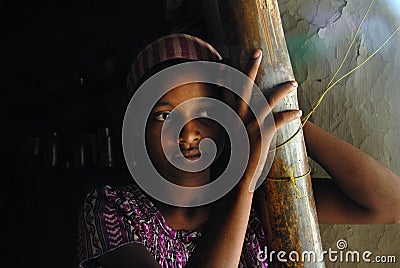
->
[303, 121, 400, 223]
[186, 50, 301, 267]
[184, 178, 254, 267]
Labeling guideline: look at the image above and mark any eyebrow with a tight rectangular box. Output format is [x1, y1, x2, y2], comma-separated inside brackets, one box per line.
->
[154, 97, 217, 108]
[154, 101, 174, 107]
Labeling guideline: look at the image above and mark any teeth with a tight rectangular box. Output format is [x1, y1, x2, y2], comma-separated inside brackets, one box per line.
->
[185, 154, 200, 159]
[174, 151, 202, 159]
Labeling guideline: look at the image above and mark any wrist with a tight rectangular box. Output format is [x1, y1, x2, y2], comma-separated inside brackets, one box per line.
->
[236, 178, 257, 197]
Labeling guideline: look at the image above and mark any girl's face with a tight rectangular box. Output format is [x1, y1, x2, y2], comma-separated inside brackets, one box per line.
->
[145, 82, 227, 186]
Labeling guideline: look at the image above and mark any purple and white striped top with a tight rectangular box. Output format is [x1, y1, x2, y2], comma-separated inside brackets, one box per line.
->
[77, 183, 268, 267]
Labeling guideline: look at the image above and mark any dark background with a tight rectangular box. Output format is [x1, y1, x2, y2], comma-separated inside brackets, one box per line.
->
[2, 0, 204, 267]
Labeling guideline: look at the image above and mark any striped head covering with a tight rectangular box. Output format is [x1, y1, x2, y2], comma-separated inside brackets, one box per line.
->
[127, 34, 222, 91]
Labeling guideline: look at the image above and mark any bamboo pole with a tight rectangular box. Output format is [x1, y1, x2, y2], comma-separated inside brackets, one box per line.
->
[212, 0, 325, 267]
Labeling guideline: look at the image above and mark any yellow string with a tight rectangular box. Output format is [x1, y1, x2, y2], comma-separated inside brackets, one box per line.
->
[300, 23, 400, 128]
[269, 0, 400, 152]
[266, 165, 311, 198]
[326, 0, 376, 89]
[301, 0, 377, 126]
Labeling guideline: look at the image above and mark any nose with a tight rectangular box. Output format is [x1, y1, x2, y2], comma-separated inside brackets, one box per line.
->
[178, 120, 201, 148]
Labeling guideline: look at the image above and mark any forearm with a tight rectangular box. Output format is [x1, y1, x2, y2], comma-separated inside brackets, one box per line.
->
[185, 181, 254, 268]
[303, 121, 400, 221]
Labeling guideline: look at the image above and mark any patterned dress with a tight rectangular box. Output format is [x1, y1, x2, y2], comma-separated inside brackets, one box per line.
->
[77, 184, 268, 267]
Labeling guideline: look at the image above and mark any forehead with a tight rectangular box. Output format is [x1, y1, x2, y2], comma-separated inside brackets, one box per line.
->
[158, 82, 219, 105]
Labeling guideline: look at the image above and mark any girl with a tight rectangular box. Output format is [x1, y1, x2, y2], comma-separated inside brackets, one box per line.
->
[78, 34, 400, 268]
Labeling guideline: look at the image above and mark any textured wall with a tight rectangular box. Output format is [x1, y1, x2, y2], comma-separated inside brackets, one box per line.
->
[279, 0, 400, 267]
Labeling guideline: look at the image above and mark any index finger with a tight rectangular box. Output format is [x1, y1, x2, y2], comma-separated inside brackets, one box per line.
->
[245, 49, 262, 82]
[237, 49, 263, 121]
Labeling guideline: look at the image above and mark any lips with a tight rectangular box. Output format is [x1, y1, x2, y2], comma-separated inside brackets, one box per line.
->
[184, 154, 201, 161]
[175, 149, 201, 160]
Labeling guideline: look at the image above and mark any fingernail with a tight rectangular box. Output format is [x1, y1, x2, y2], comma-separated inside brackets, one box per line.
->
[291, 80, 298, 88]
[252, 49, 262, 58]
[298, 110, 303, 116]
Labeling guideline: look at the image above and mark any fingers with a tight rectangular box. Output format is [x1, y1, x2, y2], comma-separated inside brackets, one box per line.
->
[245, 49, 262, 82]
[265, 81, 298, 109]
[257, 80, 298, 121]
[237, 50, 263, 121]
[239, 50, 299, 131]
[242, 79, 299, 131]
[273, 110, 302, 130]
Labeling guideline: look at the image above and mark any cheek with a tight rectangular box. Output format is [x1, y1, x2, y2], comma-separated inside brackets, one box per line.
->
[145, 124, 177, 160]
[145, 125, 162, 158]
[207, 124, 226, 152]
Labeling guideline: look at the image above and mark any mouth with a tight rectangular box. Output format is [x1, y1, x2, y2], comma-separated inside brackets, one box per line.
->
[183, 154, 201, 161]
[175, 150, 201, 161]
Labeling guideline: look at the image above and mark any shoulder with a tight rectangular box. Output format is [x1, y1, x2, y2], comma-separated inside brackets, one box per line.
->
[82, 184, 157, 222]
[77, 184, 157, 267]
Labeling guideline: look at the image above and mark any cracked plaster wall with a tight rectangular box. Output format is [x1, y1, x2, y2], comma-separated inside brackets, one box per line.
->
[278, 0, 400, 266]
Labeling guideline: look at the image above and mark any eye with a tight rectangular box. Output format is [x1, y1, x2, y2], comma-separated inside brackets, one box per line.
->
[153, 111, 171, 122]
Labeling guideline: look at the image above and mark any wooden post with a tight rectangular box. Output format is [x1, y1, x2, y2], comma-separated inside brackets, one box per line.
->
[212, 0, 325, 267]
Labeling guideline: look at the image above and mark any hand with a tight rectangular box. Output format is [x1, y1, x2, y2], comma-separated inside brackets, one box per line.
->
[236, 49, 302, 191]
